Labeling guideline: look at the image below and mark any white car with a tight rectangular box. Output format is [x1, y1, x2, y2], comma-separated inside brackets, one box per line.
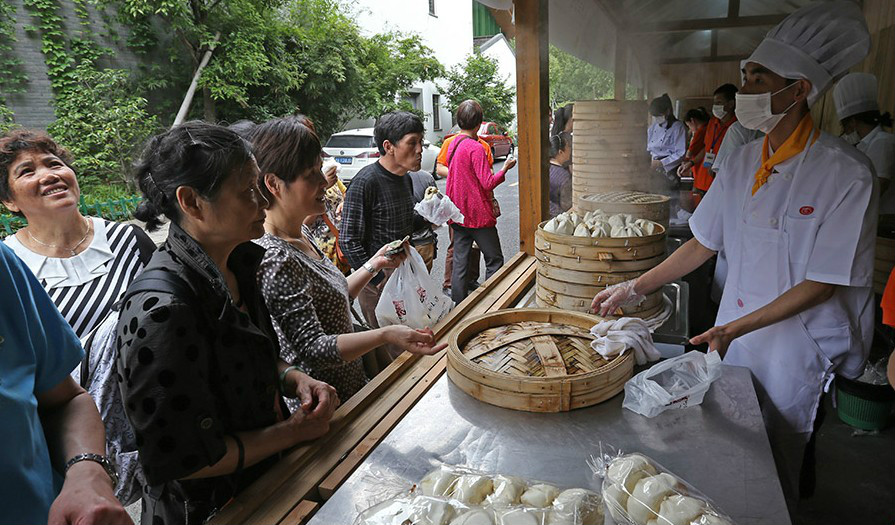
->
[322, 128, 440, 183]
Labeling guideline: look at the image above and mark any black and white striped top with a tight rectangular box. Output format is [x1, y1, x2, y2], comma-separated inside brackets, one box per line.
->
[5, 218, 155, 339]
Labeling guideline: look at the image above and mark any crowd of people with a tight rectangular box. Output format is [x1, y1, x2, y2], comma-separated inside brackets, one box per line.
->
[3, 1, 895, 523]
[0, 94, 513, 524]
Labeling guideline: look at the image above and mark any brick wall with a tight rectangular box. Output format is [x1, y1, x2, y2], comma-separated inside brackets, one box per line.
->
[1, 0, 141, 130]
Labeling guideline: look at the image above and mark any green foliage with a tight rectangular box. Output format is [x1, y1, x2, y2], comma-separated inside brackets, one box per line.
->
[0, 1, 27, 93]
[23, 0, 76, 92]
[443, 53, 515, 130]
[47, 61, 159, 188]
[0, 103, 15, 134]
[549, 44, 614, 106]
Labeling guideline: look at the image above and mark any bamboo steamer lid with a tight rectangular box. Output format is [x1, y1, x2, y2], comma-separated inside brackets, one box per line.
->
[447, 309, 634, 412]
[577, 191, 670, 228]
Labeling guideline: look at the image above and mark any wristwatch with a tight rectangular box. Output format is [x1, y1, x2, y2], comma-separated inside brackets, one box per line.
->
[65, 453, 119, 487]
[362, 261, 379, 275]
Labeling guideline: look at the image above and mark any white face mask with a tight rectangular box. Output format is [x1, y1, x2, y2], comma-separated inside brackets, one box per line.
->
[651, 115, 664, 126]
[735, 82, 799, 134]
[842, 131, 861, 145]
[712, 104, 727, 120]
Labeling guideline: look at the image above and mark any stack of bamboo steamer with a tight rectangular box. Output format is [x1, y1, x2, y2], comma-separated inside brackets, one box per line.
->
[577, 191, 671, 229]
[534, 220, 666, 317]
[447, 309, 634, 412]
[571, 100, 655, 202]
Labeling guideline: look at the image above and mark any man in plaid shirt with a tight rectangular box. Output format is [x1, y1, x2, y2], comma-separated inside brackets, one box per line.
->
[339, 111, 432, 360]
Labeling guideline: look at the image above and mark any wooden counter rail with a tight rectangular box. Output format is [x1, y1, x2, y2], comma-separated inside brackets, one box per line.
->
[208, 252, 537, 525]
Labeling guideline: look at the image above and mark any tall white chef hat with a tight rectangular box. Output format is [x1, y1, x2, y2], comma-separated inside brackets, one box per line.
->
[833, 72, 879, 120]
[745, 1, 870, 106]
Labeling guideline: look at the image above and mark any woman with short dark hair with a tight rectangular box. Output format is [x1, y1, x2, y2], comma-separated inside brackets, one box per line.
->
[119, 121, 338, 524]
[445, 100, 516, 303]
[251, 116, 444, 404]
[548, 130, 573, 218]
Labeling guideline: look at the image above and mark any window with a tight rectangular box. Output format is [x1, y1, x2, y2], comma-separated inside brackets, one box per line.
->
[324, 135, 376, 149]
[429, 0, 436, 16]
[432, 94, 441, 131]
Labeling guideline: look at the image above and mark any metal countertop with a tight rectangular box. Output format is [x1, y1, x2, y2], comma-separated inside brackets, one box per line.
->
[308, 365, 790, 525]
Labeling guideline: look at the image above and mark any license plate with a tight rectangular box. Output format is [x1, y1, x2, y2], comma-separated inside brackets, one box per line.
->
[336, 157, 352, 165]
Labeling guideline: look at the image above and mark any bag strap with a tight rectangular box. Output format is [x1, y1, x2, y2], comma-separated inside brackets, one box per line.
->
[80, 325, 101, 389]
[447, 135, 469, 166]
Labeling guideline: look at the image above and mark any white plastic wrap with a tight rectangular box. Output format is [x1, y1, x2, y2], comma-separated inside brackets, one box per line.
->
[375, 247, 453, 330]
[354, 464, 603, 525]
[622, 351, 723, 418]
[415, 189, 465, 226]
[589, 448, 737, 525]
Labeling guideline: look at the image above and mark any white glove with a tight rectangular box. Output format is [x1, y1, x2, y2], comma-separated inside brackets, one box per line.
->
[590, 280, 645, 317]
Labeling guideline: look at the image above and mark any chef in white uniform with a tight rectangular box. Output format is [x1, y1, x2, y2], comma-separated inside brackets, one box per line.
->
[592, 1, 875, 505]
[834, 72, 895, 213]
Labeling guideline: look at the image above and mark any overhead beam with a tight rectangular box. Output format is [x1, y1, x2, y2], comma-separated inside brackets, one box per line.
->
[632, 14, 787, 33]
[727, 0, 740, 18]
[514, 0, 550, 255]
[660, 54, 747, 65]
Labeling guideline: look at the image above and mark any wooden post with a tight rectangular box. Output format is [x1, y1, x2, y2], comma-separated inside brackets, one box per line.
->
[515, 0, 549, 255]
[614, 33, 627, 100]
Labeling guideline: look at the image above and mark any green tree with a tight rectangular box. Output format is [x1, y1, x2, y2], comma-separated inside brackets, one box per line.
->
[47, 61, 159, 188]
[549, 44, 615, 107]
[443, 53, 515, 129]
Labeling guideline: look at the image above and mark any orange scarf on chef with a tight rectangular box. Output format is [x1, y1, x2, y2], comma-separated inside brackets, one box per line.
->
[752, 113, 819, 195]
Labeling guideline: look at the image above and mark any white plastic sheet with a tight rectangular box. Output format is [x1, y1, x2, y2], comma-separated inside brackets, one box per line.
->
[414, 191, 465, 226]
[375, 247, 453, 330]
[622, 351, 722, 418]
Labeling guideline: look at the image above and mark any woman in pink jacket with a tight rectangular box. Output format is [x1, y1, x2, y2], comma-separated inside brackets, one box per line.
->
[445, 100, 516, 303]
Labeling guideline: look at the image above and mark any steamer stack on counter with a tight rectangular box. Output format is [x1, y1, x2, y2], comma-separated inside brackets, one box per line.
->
[535, 218, 667, 317]
[571, 100, 656, 202]
[533, 100, 671, 318]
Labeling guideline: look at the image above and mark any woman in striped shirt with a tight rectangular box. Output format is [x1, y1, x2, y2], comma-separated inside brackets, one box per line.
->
[0, 130, 155, 504]
[1, 130, 155, 338]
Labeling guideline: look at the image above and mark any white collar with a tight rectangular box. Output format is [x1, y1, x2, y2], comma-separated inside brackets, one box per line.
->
[3, 217, 115, 288]
[857, 125, 882, 149]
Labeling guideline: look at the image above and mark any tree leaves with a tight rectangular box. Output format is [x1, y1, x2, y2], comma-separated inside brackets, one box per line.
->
[443, 53, 515, 130]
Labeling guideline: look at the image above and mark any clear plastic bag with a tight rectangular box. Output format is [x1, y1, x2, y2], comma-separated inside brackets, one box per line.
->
[375, 247, 453, 330]
[622, 351, 722, 418]
[414, 190, 465, 226]
[354, 463, 604, 525]
[589, 447, 736, 525]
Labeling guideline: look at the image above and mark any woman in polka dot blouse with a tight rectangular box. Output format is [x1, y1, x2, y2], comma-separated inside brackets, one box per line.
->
[250, 116, 447, 405]
[116, 122, 339, 525]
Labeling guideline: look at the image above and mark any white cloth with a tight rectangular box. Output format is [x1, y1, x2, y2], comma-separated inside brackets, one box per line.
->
[589, 317, 661, 366]
[857, 126, 895, 213]
[646, 119, 687, 170]
[4, 217, 114, 288]
[689, 131, 876, 434]
[834, 72, 880, 120]
[746, 1, 870, 105]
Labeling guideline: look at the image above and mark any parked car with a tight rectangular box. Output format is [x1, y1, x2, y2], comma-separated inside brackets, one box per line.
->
[322, 128, 440, 183]
[443, 122, 515, 159]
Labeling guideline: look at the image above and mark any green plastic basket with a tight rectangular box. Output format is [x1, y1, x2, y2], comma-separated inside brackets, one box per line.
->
[835, 376, 895, 431]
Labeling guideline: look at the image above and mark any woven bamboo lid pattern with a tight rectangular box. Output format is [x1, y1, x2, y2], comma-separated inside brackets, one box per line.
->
[447, 309, 633, 412]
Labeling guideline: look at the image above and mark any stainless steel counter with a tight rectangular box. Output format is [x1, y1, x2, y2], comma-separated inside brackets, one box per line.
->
[308, 365, 790, 525]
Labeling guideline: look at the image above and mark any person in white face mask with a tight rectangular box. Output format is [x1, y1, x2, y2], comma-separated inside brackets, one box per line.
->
[592, 1, 874, 509]
[833, 72, 895, 213]
[646, 93, 687, 188]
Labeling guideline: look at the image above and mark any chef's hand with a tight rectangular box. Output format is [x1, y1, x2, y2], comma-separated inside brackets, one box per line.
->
[689, 324, 738, 357]
[677, 160, 692, 176]
[650, 158, 664, 170]
[590, 280, 644, 317]
[284, 370, 339, 420]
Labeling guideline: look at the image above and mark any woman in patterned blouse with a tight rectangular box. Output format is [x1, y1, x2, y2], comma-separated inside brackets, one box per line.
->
[251, 116, 446, 404]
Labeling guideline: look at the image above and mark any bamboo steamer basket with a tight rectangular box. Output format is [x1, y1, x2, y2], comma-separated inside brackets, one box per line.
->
[447, 309, 634, 412]
[534, 221, 666, 316]
[577, 191, 671, 228]
[572, 100, 653, 198]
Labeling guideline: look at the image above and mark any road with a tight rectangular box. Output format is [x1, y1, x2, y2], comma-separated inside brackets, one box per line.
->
[430, 158, 520, 290]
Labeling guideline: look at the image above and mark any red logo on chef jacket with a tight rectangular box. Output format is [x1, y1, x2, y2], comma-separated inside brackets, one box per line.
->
[799, 206, 815, 216]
